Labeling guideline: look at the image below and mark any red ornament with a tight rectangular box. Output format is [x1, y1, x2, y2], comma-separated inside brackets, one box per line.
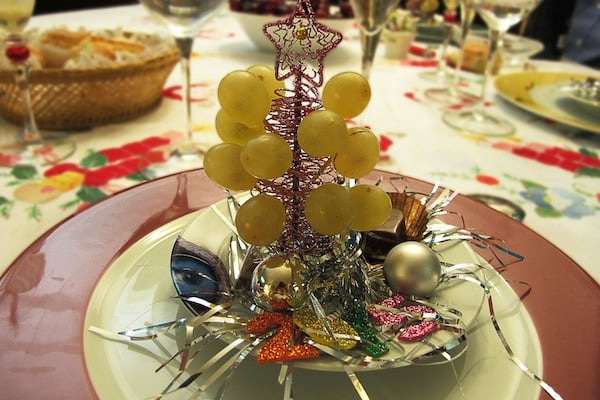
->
[5, 44, 30, 64]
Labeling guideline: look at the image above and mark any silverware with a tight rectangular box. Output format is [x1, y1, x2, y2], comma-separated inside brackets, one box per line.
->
[468, 194, 526, 222]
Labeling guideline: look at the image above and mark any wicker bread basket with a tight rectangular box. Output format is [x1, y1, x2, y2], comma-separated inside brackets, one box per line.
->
[0, 49, 179, 130]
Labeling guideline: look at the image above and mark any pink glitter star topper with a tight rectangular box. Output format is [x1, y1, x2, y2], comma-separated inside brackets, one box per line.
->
[263, 0, 343, 87]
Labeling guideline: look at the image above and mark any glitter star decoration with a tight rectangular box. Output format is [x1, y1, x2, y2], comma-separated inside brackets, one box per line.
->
[263, 0, 343, 87]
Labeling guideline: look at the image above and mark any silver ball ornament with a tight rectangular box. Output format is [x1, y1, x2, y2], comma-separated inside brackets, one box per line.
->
[383, 241, 441, 297]
[251, 254, 307, 311]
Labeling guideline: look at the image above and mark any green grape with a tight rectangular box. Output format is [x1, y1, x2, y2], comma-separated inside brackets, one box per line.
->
[217, 70, 271, 127]
[235, 194, 286, 245]
[349, 184, 392, 232]
[203, 143, 258, 191]
[304, 183, 352, 235]
[215, 108, 265, 146]
[334, 126, 380, 179]
[247, 64, 285, 102]
[297, 109, 347, 158]
[322, 72, 371, 119]
[240, 134, 292, 179]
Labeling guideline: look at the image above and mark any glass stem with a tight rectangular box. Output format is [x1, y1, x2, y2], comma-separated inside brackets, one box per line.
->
[436, 22, 452, 76]
[480, 29, 501, 107]
[450, 3, 476, 94]
[14, 62, 42, 145]
[518, 10, 531, 36]
[359, 30, 383, 80]
[175, 37, 196, 155]
[452, 22, 469, 90]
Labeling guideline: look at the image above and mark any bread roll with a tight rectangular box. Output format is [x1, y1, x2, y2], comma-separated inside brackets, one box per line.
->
[39, 29, 89, 68]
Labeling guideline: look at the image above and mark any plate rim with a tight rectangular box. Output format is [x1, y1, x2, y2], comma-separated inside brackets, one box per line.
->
[0, 169, 598, 399]
[494, 70, 600, 134]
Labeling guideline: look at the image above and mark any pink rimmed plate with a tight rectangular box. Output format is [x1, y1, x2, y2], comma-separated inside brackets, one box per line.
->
[0, 169, 598, 399]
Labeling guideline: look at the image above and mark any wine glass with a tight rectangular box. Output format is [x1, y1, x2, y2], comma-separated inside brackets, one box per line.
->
[419, 0, 460, 84]
[441, 0, 542, 136]
[0, 0, 75, 167]
[422, 0, 478, 104]
[139, 0, 225, 166]
[350, 0, 401, 79]
[504, 0, 538, 67]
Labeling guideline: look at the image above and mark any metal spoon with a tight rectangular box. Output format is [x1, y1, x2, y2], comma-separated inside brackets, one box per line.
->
[467, 194, 526, 222]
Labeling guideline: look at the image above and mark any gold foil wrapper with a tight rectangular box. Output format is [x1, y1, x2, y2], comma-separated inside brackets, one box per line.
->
[388, 192, 429, 242]
[362, 192, 429, 263]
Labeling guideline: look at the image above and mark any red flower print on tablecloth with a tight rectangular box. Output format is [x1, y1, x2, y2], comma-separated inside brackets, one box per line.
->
[475, 174, 500, 186]
[493, 141, 600, 176]
[163, 82, 215, 104]
[3, 133, 181, 220]
[379, 133, 393, 162]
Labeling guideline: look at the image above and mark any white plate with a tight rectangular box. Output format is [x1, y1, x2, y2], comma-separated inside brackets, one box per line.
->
[84, 199, 542, 399]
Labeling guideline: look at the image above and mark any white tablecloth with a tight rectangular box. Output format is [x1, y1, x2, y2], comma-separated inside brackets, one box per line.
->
[0, 5, 598, 284]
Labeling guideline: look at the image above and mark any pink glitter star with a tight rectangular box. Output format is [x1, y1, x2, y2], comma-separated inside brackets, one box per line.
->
[263, 0, 342, 87]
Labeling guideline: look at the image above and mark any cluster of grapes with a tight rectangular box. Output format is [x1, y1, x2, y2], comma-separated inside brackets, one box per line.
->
[229, 0, 354, 18]
[204, 65, 392, 249]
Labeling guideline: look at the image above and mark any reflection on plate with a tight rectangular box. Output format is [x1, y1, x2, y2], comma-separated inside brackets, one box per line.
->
[495, 71, 600, 134]
[556, 77, 600, 109]
[83, 198, 542, 399]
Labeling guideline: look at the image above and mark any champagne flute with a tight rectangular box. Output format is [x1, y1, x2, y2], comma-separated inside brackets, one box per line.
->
[423, 0, 477, 104]
[419, 0, 460, 83]
[0, 0, 75, 167]
[441, 0, 541, 136]
[350, 0, 401, 79]
[139, 0, 225, 165]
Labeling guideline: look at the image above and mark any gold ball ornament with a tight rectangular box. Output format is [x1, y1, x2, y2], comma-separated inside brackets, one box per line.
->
[296, 27, 308, 40]
[383, 241, 441, 297]
[251, 255, 307, 311]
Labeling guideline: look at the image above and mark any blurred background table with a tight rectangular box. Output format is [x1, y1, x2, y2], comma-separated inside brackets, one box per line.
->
[0, 3, 598, 288]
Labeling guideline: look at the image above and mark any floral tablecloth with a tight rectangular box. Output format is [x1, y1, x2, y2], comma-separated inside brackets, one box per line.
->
[0, 5, 598, 284]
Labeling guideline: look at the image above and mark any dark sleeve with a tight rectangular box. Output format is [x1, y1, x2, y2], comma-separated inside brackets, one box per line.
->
[521, 0, 576, 60]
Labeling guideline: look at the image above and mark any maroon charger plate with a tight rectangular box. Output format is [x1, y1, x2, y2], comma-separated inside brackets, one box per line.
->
[0, 169, 598, 399]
